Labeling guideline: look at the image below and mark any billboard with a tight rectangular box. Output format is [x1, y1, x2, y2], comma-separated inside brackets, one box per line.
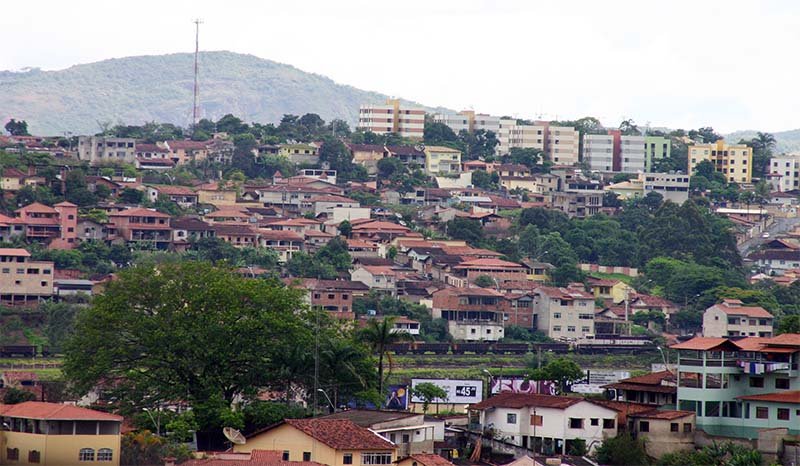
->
[411, 378, 484, 404]
[384, 385, 409, 410]
[490, 377, 558, 396]
[569, 370, 630, 394]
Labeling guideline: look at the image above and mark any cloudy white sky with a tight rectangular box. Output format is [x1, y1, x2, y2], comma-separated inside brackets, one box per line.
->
[2, 0, 798, 133]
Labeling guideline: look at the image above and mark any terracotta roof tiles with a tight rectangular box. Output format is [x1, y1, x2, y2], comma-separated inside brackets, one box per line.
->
[0, 401, 122, 421]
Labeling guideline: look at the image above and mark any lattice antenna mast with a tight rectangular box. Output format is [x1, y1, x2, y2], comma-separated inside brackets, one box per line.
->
[192, 19, 203, 127]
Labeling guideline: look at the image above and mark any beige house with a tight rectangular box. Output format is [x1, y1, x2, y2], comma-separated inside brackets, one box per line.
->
[320, 410, 438, 458]
[532, 286, 596, 340]
[0, 401, 123, 466]
[424, 146, 462, 175]
[0, 248, 54, 306]
[702, 299, 773, 337]
[234, 418, 396, 466]
[628, 410, 696, 458]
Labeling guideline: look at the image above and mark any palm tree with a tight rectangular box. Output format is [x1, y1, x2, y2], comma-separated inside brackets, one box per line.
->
[754, 132, 776, 153]
[359, 317, 410, 395]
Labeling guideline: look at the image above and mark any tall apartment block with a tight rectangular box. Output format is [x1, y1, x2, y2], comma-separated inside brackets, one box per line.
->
[582, 131, 645, 173]
[357, 99, 425, 139]
[432, 110, 501, 135]
[768, 154, 800, 192]
[688, 140, 753, 183]
[496, 119, 580, 165]
[645, 136, 671, 171]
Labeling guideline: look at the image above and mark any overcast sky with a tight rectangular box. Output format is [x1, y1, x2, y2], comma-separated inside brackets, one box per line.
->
[2, 0, 798, 133]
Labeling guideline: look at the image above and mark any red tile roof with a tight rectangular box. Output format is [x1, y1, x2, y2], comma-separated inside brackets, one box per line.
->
[309, 195, 358, 203]
[670, 337, 734, 351]
[258, 230, 304, 241]
[535, 286, 594, 300]
[150, 185, 197, 196]
[737, 390, 800, 404]
[762, 333, 800, 347]
[0, 401, 122, 421]
[182, 450, 323, 466]
[454, 258, 524, 269]
[110, 207, 171, 218]
[352, 221, 410, 232]
[279, 419, 395, 450]
[0, 248, 31, 257]
[16, 202, 57, 214]
[471, 393, 584, 410]
[614, 370, 675, 386]
[708, 302, 772, 318]
[401, 454, 454, 466]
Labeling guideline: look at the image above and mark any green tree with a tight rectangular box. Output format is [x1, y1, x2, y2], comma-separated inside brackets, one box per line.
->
[3, 387, 37, 404]
[445, 218, 483, 244]
[338, 220, 352, 238]
[777, 315, 800, 334]
[471, 170, 499, 190]
[63, 262, 310, 436]
[529, 357, 584, 394]
[595, 433, 649, 465]
[377, 157, 406, 180]
[359, 317, 410, 395]
[474, 275, 496, 288]
[4, 119, 30, 136]
[120, 187, 144, 204]
[412, 382, 447, 414]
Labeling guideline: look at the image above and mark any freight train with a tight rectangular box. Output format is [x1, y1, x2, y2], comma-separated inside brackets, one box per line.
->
[388, 335, 654, 356]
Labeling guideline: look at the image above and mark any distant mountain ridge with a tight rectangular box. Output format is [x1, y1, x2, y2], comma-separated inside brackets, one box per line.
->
[0, 51, 443, 135]
[724, 129, 800, 154]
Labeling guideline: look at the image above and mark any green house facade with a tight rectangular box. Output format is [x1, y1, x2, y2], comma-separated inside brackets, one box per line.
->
[672, 335, 800, 439]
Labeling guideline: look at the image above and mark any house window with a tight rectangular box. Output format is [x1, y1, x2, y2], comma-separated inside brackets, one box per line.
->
[776, 378, 790, 389]
[553, 312, 561, 319]
[303, 452, 311, 461]
[756, 407, 769, 419]
[590, 418, 599, 426]
[603, 419, 615, 429]
[705, 401, 720, 417]
[778, 408, 790, 421]
[80, 448, 95, 461]
[97, 449, 113, 462]
[639, 421, 650, 432]
[569, 418, 583, 429]
[750, 377, 764, 388]
[6, 448, 19, 461]
[343, 454, 353, 464]
[362, 453, 393, 464]
[283, 451, 290, 461]
[670, 423, 679, 432]
[567, 326, 576, 332]
[402, 434, 410, 443]
[683, 423, 692, 433]
[553, 326, 561, 332]
[507, 413, 517, 424]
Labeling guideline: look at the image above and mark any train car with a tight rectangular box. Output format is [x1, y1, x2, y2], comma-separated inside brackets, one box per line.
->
[576, 344, 657, 355]
[492, 343, 530, 354]
[386, 343, 412, 355]
[451, 342, 491, 355]
[0, 345, 38, 358]
[411, 342, 451, 355]
[534, 342, 570, 353]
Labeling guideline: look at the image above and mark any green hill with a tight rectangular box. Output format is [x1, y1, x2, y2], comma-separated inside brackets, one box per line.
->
[725, 129, 800, 154]
[0, 51, 438, 135]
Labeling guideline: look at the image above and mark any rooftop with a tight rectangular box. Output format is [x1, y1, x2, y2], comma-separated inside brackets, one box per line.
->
[737, 391, 800, 404]
[253, 419, 395, 450]
[471, 392, 584, 410]
[319, 409, 419, 427]
[0, 401, 122, 421]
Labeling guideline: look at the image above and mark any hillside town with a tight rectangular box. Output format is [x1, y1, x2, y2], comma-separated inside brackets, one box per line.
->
[1, 99, 799, 466]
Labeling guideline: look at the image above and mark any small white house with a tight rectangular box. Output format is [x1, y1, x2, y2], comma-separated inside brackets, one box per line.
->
[471, 392, 619, 455]
[702, 299, 773, 338]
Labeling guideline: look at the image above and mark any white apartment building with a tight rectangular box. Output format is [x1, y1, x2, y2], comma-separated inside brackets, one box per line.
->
[357, 99, 425, 139]
[583, 134, 614, 172]
[768, 154, 800, 192]
[496, 120, 579, 165]
[472, 393, 620, 454]
[532, 286, 596, 340]
[702, 299, 774, 338]
[620, 135, 646, 173]
[433, 111, 502, 136]
[77, 136, 137, 165]
[546, 126, 581, 166]
[642, 173, 690, 204]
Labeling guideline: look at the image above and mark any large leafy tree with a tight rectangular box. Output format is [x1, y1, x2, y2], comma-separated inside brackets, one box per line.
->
[63, 262, 310, 432]
[4, 119, 30, 136]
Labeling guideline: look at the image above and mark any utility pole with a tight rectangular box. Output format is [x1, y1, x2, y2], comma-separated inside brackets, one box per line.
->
[192, 18, 203, 128]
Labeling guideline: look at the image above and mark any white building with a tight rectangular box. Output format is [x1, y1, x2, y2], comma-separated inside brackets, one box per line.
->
[472, 393, 619, 454]
[532, 286, 596, 340]
[620, 135, 646, 173]
[77, 136, 137, 165]
[702, 299, 774, 338]
[357, 99, 425, 139]
[768, 154, 800, 192]
[583, 134, 614, 172]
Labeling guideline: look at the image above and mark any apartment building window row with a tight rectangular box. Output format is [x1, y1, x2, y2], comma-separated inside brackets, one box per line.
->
[362, 453, 393, 465]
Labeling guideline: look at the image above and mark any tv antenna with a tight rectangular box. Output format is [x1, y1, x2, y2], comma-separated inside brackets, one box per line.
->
[192, 18, 204, 127]
[223, 427, 246, 445]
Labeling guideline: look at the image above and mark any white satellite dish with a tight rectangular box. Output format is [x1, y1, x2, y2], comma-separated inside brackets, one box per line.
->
[223, 427, 246, 445]
[414, 143, 426, 152]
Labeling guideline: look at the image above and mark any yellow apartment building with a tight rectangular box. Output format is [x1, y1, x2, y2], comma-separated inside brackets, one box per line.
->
[0, 401, 123, 466]
[688, 140, 753, 183]
[0, 249, 54, 307]
[235, 419, 396, 466]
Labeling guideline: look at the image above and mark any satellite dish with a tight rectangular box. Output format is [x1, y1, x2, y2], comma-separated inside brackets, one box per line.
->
[414, 143, 426, 152]
[223, 427, 246, 445]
